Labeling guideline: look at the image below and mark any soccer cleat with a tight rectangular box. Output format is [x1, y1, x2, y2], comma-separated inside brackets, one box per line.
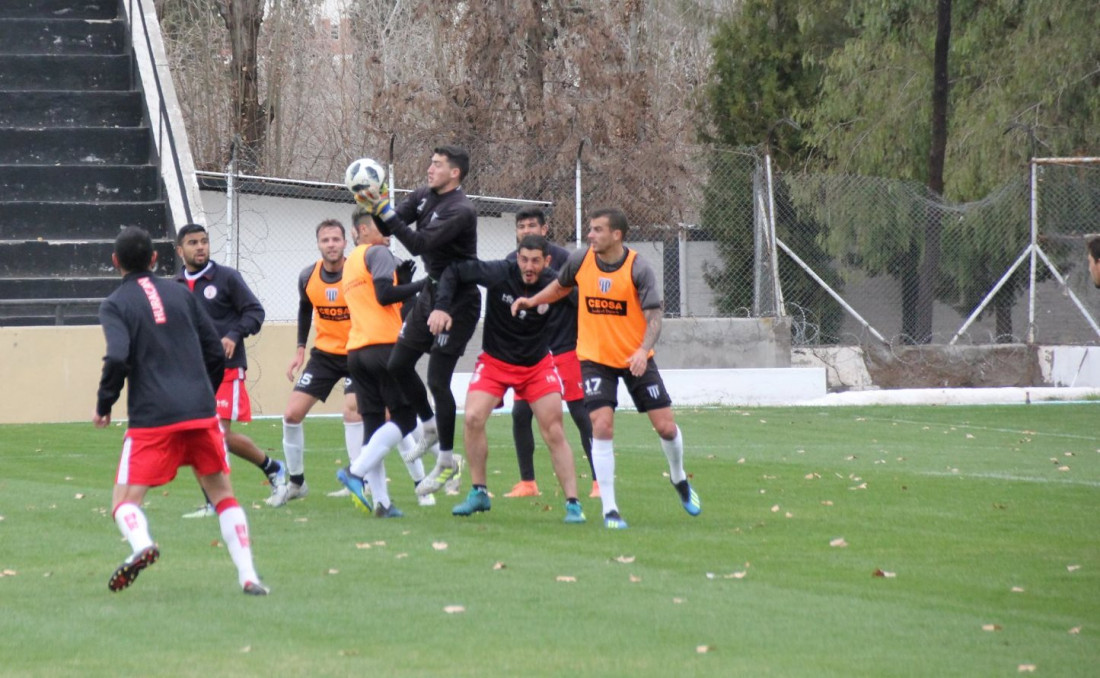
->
[417, 492, 437, 507]
[108, 545, 160, 592]
[242, 580, 270, 596]
[336, 467, 373, 514]
[402, 424, 438, 463]
[267, 460, 287, 489]
[286, 481, 309, 501]
[589, 480, 601, 498]
[444, 454, 463, 494]
[265, 483, 289, 507]
[326, 487, 351, 498]
[182, 504, 215, 519]
[603, 510, 629, 530]
[563, 501, 586, 524]
[504, 480, 540, 498]
[452, 488, 491, 516]
[416, 456, 463, 497]
[374, 503, 405, 518]
[673, 479, 702, 516]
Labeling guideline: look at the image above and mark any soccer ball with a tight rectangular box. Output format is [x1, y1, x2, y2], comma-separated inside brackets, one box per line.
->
[344, 157, 386, 199]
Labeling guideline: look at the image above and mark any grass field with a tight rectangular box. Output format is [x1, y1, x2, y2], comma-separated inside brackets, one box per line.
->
[2, 404, 1098, 677]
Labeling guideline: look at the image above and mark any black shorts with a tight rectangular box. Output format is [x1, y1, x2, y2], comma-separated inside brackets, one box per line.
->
[397, 283, 481, 357]
[347, 344, 407, 416]
[580, 358, 673, 413]
[293, 349, 353, 402]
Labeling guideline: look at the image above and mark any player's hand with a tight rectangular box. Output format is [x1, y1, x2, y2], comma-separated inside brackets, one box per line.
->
[627, 348, 648, 377]
[286, 347, 305, 381]
[222, 336, 237, 360]
[427, 309, 453, 335]
[356, 183, 395, 221]
[93, 413, 110, 428]
[511, 297, 532, 316]
[396, 259, 417, 285]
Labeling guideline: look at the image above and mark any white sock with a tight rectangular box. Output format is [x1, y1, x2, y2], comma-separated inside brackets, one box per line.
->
[364, 462, 390, 509]
[591, 438, 617, 515]
[660, 425, 686, 484]
[282, 420, 305, 476]
[344, 421, 364, 463]
[436, 447, 453, 466]
[421, 416, 437, 434]
[350, 422, 403, 478]
[217, 502, 260, 587]
[397, 433, 425, 482]
[114, 502, 154, 552]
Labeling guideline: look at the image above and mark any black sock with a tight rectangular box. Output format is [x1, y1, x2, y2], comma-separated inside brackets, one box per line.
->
[290, 473, 305, 486]
[473, 484, 487, 493]
[259, 456, 279, 476]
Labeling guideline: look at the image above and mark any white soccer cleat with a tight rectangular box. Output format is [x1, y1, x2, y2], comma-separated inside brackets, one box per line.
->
[182, 504, 215, 519]
[416, 456, 463, 497]
[267, 481, 309, 507]
[444, 454, 464, 494]
[326, 487, 351, 498]
[402, 425, 438, 463]
[417, 492, 437, 507]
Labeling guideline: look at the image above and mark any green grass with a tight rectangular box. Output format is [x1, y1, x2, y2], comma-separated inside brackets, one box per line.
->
[2, 404, 1098, 677]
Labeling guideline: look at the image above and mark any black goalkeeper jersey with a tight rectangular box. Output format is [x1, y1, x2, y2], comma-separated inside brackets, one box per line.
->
[506, 242, 577, 355]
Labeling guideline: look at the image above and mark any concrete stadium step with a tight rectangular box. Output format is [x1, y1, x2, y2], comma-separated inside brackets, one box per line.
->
[1, 202, 167, 239]
[0, 240, 177, 278]
[0, 275, 124, 300]
[0, 1, 117, 20]
[0, 18, 125, 55]
[0, 127, 150, 164]
[0, 165, 160, 202]
[0, 91, 143, 127]
[0, 298, 102, 326]
[0, 54, 130, 90]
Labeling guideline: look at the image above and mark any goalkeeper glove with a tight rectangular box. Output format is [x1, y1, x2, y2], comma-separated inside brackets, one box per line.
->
[395, 259, 416, 285]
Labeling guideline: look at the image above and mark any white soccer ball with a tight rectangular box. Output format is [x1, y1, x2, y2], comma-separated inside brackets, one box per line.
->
[344, 157, 386, 199]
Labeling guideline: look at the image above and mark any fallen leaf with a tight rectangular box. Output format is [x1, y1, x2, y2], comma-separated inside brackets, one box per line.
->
[1067, 565, 1081, 572]
[696, 645, 714, 654]
[982, 624, 1002, 632]
[294, 517, 308, 522]
[830, 537, 848, 548]
[1058, 466, 1070, 472]
[850, 483, 867, 490]
[338, 649, 360, 657]
[395, 553, 408, 559]
[443, 605, 465, 614]
[804, 473, 820, 479]
[966, 434, 975, 439]
[737, 457, 745, 464]
[240, 646, 252, 653]
[74, 493, 85, 500]
[845, 455, 857, 461]
[492, 562, 506, 570]
[872, 569, 897, 578]
[725, 571, 747, 579]
[771, 505, 780, 513]
[614, 555, 635, 564]
[432, 542, 448, 551]
[556, 575, 576, 583]
[355, 543, 372, 549]
[759, 419, 767, 424]
[821, 500, 834, 506]
[0, 570, 17, 577]
[629, 575, 642, 583]
[211, 540, 222, 548]
[1011, 586, 1025, 593]
[327, 569, 339, 575]
[672, 597, 684, 604]
[785, 512, 794, 518]
[373, 541, 386, 547]
[1068, 626, 1081, 635]
[1017, 665, 1036, 673]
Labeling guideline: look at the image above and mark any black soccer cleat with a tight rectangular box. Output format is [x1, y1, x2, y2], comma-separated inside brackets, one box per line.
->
[108, 545, 160, 592]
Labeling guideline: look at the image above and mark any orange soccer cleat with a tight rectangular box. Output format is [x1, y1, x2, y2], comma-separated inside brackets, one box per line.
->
[504, 480, 540, 498]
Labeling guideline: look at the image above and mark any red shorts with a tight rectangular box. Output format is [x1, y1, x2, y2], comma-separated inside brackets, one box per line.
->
[116, 417, 230, 487]
[516, 350, 583, 404]
[215, 367, 252, 422]
[469, 352, 563, 403]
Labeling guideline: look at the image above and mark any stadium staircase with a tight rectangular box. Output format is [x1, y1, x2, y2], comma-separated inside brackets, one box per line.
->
[0, 0, 180, 326]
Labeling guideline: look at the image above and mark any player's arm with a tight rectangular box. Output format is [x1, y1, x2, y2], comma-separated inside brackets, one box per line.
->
[222, 271, 265, 358]
[290, 267, 313, 381]
[94, 299, 130, 425]
[378, 203, 477, 258]
[367, 248, 424, 306]
[627, 255, 664, 377]
[429, 259, 508, 334]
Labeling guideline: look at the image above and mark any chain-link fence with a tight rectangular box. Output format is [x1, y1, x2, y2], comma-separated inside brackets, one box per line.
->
[194, 145, 1100, 346]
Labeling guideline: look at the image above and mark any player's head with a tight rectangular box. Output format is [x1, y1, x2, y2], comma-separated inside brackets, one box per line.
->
[175, 223, 210, 272]
[1087, 235, 1100, 288]
[515, 207, 548, 245]
[113, 226, 156, 274]
[428, 145, 469, 190]
[587, 208, 628, 255]
[316, 218, 346, 265]
[351, 205, 390, 247]
[516, 234, 549, 284]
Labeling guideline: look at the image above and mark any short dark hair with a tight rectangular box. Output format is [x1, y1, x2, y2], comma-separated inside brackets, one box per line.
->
[176, 223, 207, 245]
[589, 207, 629, 237]
[434, 145, 470, 181]
[350, 205, 373, 228]
[515, 207, 547, 226]
[1088, 235, 1100, 261]
[316, 218, 345, 238]
[517, 234, 549, 256]
[115, 226, 154, 272]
